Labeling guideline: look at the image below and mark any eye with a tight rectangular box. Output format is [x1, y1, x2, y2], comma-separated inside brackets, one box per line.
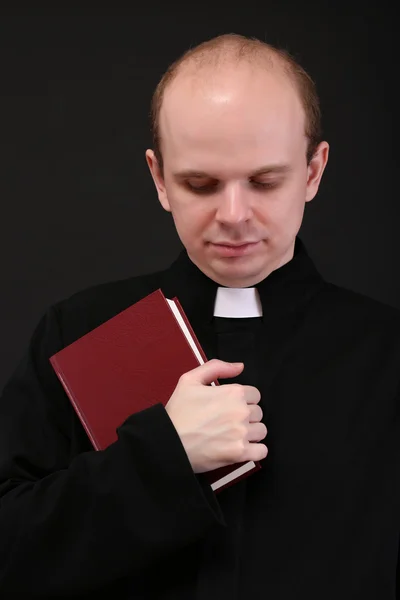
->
[250, 180, 277, 190]
[186, 181, 219, 194]
[184, 179, 278, 194]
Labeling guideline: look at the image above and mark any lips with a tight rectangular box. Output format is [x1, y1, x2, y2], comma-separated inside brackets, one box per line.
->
[213, 242, 257, 247]
[210, 241, 260, 257]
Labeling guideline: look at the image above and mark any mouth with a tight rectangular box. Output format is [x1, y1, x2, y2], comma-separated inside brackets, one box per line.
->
[210, 241, 260, 257]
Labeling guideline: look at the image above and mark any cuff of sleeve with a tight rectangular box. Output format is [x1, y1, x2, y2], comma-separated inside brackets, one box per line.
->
[117, 403, 226, 531]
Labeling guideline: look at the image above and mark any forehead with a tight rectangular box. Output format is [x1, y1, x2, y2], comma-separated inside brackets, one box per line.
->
[159, 63, 307, 171]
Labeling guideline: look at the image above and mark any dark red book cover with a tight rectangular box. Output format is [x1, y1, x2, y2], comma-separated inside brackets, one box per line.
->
[50, 288, 260, 493]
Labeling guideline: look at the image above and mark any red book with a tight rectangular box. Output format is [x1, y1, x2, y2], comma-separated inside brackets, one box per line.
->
[49, 288, 260, 493]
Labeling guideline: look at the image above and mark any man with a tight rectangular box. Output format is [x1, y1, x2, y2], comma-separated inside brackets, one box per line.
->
[0, 33, 399, 599]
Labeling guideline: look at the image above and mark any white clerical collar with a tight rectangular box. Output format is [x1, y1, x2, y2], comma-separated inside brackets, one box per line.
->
[213, 287, 263, 318]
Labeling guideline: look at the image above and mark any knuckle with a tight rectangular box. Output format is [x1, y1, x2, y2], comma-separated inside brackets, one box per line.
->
[234, 405, 250, 422]
[230, 382, 242, 391]
[178, 372, 190, 384]
[231, 440, 246, 462]
[244, 405, 252, 420]
[231, 383, 246, 402]
[235, 423, 248, 440]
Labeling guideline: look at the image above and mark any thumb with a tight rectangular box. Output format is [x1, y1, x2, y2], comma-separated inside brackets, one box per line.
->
[189, 358, 244, 386]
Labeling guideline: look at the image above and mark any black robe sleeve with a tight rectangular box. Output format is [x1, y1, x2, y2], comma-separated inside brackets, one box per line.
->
[0, 306, 225, 596]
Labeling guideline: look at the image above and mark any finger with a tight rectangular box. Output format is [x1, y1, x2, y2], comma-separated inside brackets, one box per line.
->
[248, 405, 263, 423]
[242, 385, 261, 405]
[186, 359, 244, 385]
[247, 422, 268, 443]
[242, 442, 268, 462]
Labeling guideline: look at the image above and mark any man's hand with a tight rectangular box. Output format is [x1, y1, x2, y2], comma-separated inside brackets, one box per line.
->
[165, 359, 268, 473]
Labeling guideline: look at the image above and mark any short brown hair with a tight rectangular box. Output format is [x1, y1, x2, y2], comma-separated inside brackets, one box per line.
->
[150, 33, 322, 171]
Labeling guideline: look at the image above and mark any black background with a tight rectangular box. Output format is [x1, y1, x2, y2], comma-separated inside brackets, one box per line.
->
[0, 5, 398, 390]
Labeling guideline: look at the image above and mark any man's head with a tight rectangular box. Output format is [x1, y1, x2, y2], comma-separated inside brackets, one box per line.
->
[146, 34, 329, 287]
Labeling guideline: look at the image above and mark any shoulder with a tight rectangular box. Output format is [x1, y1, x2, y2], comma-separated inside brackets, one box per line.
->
[316, 280, 400, 338]
[321, 281, 399, 317]
[48, 267, 167, 348]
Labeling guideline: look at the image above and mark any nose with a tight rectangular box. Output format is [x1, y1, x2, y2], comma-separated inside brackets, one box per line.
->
[215, 183, 253, 225]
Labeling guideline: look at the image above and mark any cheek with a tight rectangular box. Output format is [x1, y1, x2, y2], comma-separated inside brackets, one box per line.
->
[170, 198, 213, 240]
[255, 186, 307, 232]
[173, 196, 211, 223]
[274, 179, 307, 216]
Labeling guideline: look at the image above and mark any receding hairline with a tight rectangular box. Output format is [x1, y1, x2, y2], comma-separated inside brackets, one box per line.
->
[163, 35, 293, 95]
[150, 33, 322, 168]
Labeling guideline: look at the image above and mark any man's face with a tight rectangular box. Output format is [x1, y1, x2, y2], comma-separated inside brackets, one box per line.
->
[147, 64, 329, 287]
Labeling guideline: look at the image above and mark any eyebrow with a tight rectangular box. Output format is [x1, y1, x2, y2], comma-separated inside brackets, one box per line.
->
[250, 164, 291, 176]
[174, 164, 291, 179]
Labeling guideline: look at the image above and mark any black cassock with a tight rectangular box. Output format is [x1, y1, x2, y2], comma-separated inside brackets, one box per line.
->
[1, 237, 400, 599]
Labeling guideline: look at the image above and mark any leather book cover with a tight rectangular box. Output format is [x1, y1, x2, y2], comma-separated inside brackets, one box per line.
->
[50, 288, 260, 493]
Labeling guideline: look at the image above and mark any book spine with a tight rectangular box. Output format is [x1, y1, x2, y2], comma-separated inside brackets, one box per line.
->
[169, 295, 220, 387]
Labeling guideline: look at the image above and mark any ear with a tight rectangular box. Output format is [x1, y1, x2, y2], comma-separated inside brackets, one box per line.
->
[305, 141, 329, 202]
[145, 149, 171, 212]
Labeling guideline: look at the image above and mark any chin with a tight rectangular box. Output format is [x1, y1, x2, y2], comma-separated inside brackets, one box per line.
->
[214, 258, 267, 282]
